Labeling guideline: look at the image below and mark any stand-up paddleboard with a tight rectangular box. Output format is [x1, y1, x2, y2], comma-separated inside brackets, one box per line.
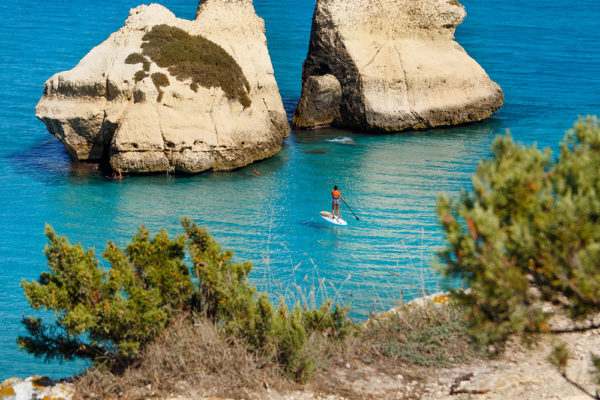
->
[320, 211, 348, 226]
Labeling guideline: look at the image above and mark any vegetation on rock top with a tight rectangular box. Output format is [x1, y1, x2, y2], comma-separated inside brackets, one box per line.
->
[151, 72, 169, 102]
[140, 24, 251, 108]
[126, 52, 150, 73]
[133, 70, 147, 83]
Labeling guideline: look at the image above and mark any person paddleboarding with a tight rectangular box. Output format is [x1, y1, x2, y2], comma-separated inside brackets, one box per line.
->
[331, 185, 343, 220]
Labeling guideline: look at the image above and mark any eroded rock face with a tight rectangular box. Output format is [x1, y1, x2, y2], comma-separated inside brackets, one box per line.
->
[293, 0, 504, 131]
[292, 74, 342, 128]
[36, 1, 289, 173]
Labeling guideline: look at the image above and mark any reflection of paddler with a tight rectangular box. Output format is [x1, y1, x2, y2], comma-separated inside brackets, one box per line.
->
[331, 185, 344, 220]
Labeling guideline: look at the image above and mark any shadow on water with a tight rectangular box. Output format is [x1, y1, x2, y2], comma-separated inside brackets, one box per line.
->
[282, 98, 298, 122]
[302, 148, 329, 154]
[5, 134, 293, 186]
[4, 136, 106, 183]
[300, 220, 331, 232]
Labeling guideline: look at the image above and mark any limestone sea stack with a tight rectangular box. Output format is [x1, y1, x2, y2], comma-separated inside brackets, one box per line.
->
[293, 0, 504, 131]
[36, 1, 289, 174]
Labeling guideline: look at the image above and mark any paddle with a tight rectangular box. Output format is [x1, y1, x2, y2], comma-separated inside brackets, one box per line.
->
[341, 197, 360, 221]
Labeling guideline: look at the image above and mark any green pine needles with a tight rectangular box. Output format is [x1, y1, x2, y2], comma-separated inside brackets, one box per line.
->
[19, 218, 350, 382]
[18, 226, 194, 365]
[437, 116, 600, 344]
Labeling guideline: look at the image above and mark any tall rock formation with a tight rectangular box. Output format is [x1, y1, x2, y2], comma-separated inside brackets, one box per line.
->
[36, 1, 289, 174]
[293, 0, 504, 131]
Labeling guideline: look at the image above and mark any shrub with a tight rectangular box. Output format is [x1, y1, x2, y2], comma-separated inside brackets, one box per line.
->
[125, 53, 146, 65]
[437, 116, 600, 344]
[140, 25, 251, 108]
[125, 53, 151, 72]
[133, 70, 147, 83]
[151, 72, 170, 103]
[151, 72, 169, 89]
[182, 218, 351, 382]
[18, 226, 194, 365]
[364, 304, 482, 367]
[20, 219, 351, 382]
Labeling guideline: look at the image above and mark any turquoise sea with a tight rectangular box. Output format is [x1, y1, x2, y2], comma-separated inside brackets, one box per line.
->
[0, 0, 598, 379]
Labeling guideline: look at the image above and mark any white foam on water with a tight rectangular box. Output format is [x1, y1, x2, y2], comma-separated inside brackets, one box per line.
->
[326, 137, 353, 143]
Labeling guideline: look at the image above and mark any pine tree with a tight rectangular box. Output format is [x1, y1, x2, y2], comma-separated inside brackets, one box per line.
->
[437, 116, 600, 344]
[20, 219, 351, 382]
[18, 225, 194, 364]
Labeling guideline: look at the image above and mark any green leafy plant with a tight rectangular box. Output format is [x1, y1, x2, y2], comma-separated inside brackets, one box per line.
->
[20, 219, 351, 382]
[18, 226, 194, 366]
[438, 116, 600, 344]
[437, 116, 600, 393]
[182, 217, 352, 382]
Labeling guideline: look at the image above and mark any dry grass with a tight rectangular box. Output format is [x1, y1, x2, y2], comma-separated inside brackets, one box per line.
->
[75, 315, 291, 399]
[360, 303, 485, 368]
[73, 226, 484, 399]
[74, 304, 485, 400]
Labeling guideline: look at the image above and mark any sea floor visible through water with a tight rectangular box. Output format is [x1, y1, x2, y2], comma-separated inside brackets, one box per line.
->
[0, 0, 599, 380]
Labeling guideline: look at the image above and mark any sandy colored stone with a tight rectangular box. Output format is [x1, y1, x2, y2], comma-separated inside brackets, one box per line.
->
[292, 74, 342, 128]
[294, 0, 504, 131]
[36, 1, 289, 174]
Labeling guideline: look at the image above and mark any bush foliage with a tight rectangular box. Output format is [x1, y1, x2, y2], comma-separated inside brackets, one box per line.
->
[437, 116, 600, 344]
[182, 219, 351, 382]
[126, 53, 151, 73]
[19, 218, 350, 382]
[133, 70, 147, 83]
[151, 72, 170, 103]
[18, 226, 193, 364]
[140, 25, 251, 108]
[365, 304, 482, 367]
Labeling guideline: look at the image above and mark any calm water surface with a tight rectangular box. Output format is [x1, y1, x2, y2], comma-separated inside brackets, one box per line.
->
[0, 0, 598, 379]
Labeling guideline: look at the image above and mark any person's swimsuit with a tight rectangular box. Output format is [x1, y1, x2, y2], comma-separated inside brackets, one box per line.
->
[332, 190, 341, 205]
